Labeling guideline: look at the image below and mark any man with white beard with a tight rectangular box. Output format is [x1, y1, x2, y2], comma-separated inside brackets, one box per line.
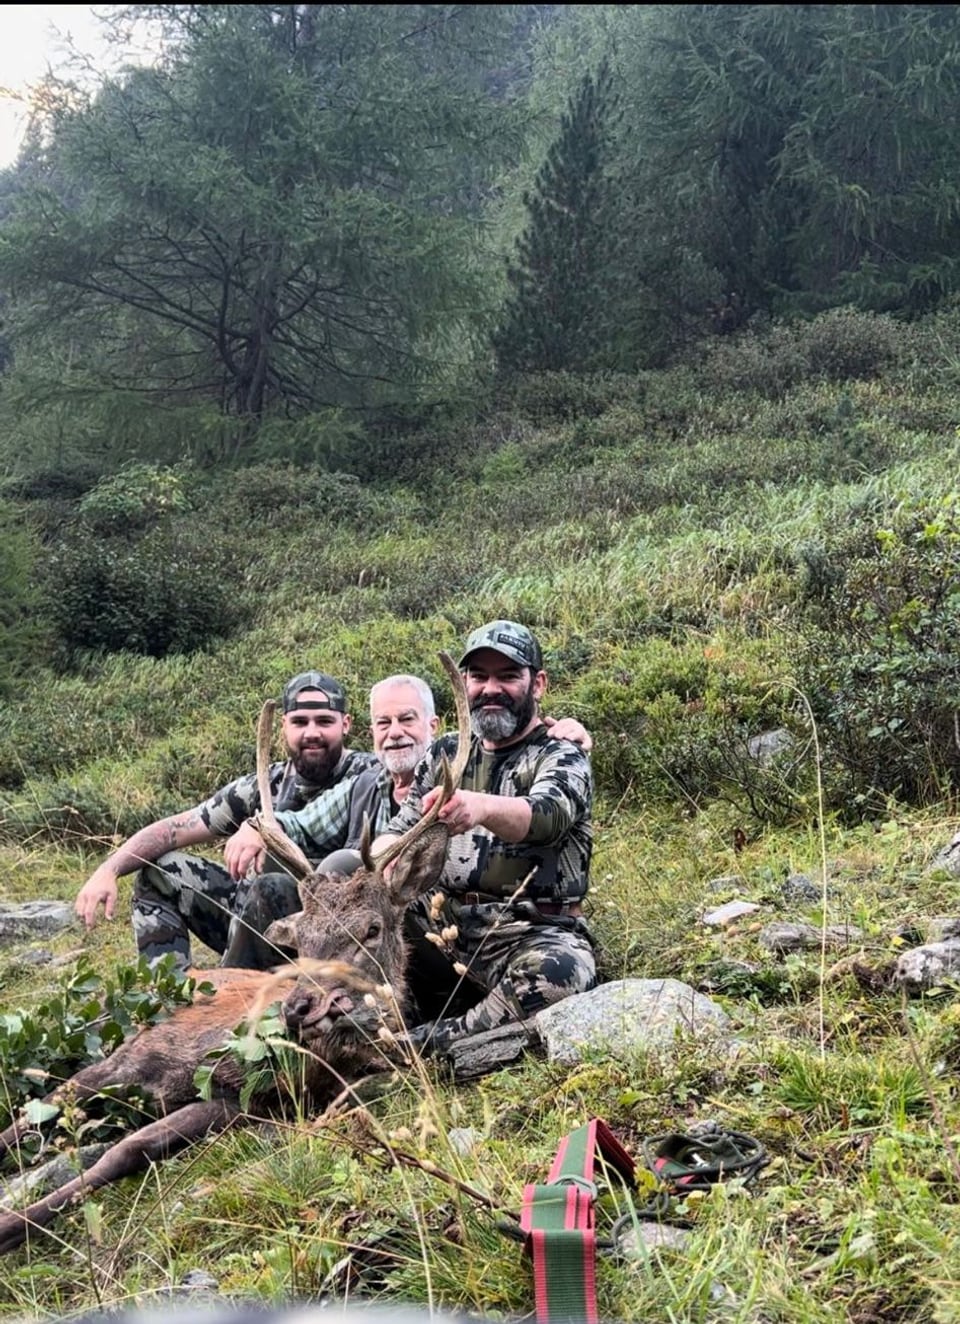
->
[220, 671, 591, 968]
[223, 673, 441, 885]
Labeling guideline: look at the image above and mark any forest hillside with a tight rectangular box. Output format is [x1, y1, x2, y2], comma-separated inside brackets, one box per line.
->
[1, 6, 960, 1321]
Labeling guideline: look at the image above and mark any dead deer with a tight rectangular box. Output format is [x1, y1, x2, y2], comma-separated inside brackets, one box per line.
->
[0, 651, 470, 1256]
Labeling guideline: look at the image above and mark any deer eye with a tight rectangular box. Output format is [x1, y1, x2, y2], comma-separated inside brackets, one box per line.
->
[364, 920, 382, 943]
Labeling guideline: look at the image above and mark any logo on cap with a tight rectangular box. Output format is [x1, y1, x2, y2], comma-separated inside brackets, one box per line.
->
[457, 620, 543, 671]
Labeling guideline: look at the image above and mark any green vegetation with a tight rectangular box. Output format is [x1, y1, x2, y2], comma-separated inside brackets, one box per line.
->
[3, 5, 960, 1319]
[0, 306, 959, 1320]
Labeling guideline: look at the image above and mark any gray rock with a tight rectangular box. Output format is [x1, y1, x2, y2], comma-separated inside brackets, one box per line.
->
[780, 873, 822, 906]
[0, 1144, 109, 1210]
[0, 901, 73, 946]
[746, 728, 794, 767]
[758, 921, 864, 955]
[925, 916, 960, 942]
[620, 1221, 692, 1254]
[536, 979, 731, 1067]
[930, 831, 960, 877]
[706, 874, 742, 894]
[447, 1127, 481, 1157]
[894, 939, 960, 992]
[702, 900, 760, 927]
[178, 1269, 220, 1293]
[14, 947, 56, 968]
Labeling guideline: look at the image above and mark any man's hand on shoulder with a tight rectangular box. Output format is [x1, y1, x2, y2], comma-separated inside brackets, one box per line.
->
[544, 715, 592, 752]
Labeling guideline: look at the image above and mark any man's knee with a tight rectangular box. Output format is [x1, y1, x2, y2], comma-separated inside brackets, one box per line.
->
[133, 852, 209, 902]
[509, 937, 596, 1014]
[220, 873, 300, 970]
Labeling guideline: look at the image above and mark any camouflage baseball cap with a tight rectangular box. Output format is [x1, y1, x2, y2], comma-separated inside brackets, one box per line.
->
[457, 620, 543, 671]
[282, 671, 348, 713]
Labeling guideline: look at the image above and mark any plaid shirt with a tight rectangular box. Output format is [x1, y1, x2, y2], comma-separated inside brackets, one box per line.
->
[274, 765, 395, 856]
[199, 748, 378, 838]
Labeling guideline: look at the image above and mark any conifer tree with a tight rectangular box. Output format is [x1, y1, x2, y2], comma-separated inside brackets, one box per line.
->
[494, 60, 619, 375]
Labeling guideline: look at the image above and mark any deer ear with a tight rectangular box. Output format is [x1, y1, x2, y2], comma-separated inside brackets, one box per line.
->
[386, 823, 448, 907]
[264, 913, 300, 950]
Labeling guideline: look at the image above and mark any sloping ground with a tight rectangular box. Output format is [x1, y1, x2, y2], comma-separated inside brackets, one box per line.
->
[2, 319, 960, 1319]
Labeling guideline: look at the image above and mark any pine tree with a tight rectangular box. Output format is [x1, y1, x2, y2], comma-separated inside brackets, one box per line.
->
[494, 60, 619, 375]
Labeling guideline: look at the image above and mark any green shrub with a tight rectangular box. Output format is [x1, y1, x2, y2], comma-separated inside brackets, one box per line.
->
[0, 500, 47, 694]
[2, 461, 104, 502]
[795, 494, 960, 813]
[695, 308, 903, 399]
[77, 462, 191, 535]
[211, 462, 386, 528]
[499, 370, 642, 424]
[566, 638, 802, 817]
[0, 956, 200, 1134]
[44, 524, 246, 661]
[796, 307, 901, 382]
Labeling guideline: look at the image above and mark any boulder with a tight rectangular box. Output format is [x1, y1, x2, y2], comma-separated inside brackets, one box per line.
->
[0, 901, 73, 947]
[536, 978, 732, 1066]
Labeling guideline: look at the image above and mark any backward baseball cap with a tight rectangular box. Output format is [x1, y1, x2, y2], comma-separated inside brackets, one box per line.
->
[282, 671, 348, 713]
[457, 619, 543, 671]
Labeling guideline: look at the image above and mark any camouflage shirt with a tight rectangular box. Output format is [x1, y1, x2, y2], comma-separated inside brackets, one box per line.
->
[385, 725, 593, 905]
[198, 748, 378, 839]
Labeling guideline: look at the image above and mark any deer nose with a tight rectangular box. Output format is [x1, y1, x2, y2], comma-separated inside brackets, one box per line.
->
[284, 988, 314, 1029]
[283, 986, 355, 1033]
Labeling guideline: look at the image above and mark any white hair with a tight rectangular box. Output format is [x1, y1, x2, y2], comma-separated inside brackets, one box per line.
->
[369, 674, 436, 721]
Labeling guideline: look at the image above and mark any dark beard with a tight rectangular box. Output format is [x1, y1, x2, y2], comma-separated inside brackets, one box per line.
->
[293, 744, 341, 783]
[469, 684, 536, 743]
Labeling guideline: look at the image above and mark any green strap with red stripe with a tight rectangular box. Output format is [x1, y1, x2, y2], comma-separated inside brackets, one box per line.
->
[520, 1119, 636, 1323]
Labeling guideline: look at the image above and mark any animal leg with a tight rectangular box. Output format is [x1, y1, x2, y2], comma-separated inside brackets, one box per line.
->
[0, 1098, 240, 1256]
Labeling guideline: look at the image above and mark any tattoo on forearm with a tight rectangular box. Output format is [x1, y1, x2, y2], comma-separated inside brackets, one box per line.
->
[108, 811, 205, 875]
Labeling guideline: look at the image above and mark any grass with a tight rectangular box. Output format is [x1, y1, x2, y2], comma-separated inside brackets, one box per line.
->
[4, 316, 960, 1318]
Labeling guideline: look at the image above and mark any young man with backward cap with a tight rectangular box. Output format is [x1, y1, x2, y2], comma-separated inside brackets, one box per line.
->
[217, 670, 592, 970]
[74, 672, 378, 969]
[371, 619, 596, 1053]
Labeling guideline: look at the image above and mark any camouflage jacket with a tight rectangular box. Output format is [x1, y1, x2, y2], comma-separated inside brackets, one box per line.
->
[385, 724, 593, 905]
[198, 748, 378, 839]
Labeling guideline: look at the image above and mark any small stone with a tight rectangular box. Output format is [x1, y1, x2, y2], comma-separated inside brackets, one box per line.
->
[746, 728, 794, 765]
[706, 874, 741, 894]
[759, 921, 864, 955]
[702, 900, 760, 927]
[780, 874, 821, 906]
[0, 901, 74, 947]
[178, 1269, 220, 1293]
[620, 1221, 691, 1254]
[447, 1127, 480, 1156]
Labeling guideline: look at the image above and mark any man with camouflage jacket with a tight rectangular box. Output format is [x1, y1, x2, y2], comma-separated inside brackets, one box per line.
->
[74, 671, 377, 968]
[371, 619, 596, 1052]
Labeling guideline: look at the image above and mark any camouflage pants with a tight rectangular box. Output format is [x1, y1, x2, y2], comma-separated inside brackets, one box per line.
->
[132, 852, 301, 970]
[403, 892, 597, 1050]
[218, 851, 366, 970]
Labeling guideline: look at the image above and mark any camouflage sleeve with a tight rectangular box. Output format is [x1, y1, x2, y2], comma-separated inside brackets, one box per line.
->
[198, 770, 265, 837]
[524, 744, 593, 847]
[274, 778, 354, 854]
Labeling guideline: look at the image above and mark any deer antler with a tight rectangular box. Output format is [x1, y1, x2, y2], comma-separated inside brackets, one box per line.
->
[370, 650, 471, 872]
[250, 699, 314, 880]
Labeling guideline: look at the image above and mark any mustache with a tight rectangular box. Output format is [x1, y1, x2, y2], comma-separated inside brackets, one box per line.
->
[469, 695, 517, 713]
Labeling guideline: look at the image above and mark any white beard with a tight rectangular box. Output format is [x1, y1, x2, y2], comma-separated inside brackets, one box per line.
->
[381, 743, 426, 775]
